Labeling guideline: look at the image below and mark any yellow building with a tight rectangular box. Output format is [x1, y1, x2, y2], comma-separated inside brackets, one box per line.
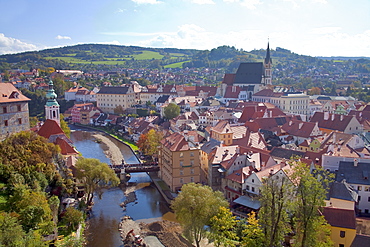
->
[0, 83, 30, 140]
[322, 207, 356, 247]
[158, 131, 204, 192]
[96, 86, 135, 114]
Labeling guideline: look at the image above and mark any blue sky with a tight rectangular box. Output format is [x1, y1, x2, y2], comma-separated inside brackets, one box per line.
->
[0, 0, 369, 57]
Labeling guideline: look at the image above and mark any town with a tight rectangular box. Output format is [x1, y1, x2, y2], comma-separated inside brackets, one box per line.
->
[1, 43, 370, 247]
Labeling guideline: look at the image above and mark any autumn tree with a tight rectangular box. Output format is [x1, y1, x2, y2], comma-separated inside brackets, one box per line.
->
[209, 206, 239, 247]
[60, 114, 71, 138]
[61, 207, 84, 234]
[240, 211, 264, 247]
[259, 172, 294, 247]
[137, 129, 163, 160]
[0, 131, 60, 190]
[171, 183, 228, 247]
[290, 161, 333, 247]
[75, 158, 120, 205]
[164, 102, 180, 120]
[309, 87, 321, 95]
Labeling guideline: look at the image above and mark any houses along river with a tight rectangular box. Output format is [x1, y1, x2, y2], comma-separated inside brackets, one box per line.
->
[70, 127, 174, 247]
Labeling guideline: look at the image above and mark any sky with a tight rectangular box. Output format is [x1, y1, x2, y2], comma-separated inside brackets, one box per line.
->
[0, 0, 369, 57]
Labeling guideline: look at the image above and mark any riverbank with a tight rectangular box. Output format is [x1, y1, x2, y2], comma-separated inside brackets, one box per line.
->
[92, 133, 123, 165]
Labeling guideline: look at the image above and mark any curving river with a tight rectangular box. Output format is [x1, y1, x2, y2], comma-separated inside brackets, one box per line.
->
[69, 127, 174, 247]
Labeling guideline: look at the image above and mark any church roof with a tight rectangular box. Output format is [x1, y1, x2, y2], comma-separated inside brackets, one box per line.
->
[234, 62, 264, 85]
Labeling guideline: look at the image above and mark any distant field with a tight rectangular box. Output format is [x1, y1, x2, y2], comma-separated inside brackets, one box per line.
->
[169, 52, 186, 57]
[133, 51, 164, 60]
[164, 61, 189, 68]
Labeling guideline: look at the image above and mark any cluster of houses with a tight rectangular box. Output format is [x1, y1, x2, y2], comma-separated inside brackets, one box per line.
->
[1, 44, 370, 246]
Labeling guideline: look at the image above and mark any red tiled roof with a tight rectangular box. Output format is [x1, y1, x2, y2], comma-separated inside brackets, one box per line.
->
[222, 73, 236, 85]
[321, 207, 356, 229]
[37, 119, 64, 139]
[0, 83, 30, 103]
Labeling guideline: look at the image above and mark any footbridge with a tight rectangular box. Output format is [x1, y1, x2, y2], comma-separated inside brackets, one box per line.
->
[110, 163, 160, 174]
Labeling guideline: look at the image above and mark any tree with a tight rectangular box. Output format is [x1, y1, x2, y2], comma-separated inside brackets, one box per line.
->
[113, 105, 125, 115]
[60, 114, 71, 138]
[61, 207, 84, 234]
[164, 103, 180, 120]
[309, 87, 321, 95]
[290, 161, 333, 247]
[259, 172, 294, 247]
[240, 211, 264, 247]
[137, 129, 163, 160]
[209, 206, 239, 247]
[75, 158, 120, 205]
[0, 212, 26, 246]
[171, 183, 228, 247]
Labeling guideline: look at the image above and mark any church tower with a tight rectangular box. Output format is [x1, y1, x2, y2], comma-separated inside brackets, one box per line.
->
[264, 42, 272, 85]
[45, 80, 60, 125]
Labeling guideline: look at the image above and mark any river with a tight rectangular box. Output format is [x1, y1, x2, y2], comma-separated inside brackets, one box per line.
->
[69, 127, 173, 247]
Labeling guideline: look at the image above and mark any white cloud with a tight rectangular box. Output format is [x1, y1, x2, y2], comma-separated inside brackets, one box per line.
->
[310, 27, 342, 35]
[131, 0, 162, 4]
[312, 0, 327, 3]
[0, 33, 39, 55]
[191, 0, 215, 4]
[55, 35, 71, 40]
[223, 0, 262, 9]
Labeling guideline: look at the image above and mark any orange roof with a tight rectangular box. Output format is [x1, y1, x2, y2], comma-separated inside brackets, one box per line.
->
[0, 83, 30, 103]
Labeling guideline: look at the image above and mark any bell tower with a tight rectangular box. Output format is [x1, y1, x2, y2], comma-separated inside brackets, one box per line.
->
[45, 80, 60, 125]
[264, 41, 272, 85]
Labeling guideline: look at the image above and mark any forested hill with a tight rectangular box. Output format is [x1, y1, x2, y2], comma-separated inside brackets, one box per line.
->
[0, 43, 369, 75]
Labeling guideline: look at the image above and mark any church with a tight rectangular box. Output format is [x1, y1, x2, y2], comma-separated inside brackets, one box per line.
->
[220, 42, 272, 101]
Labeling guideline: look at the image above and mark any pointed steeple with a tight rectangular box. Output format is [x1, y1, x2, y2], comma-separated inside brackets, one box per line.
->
[265, 41, 272, 65]
[45, 80, 60, 125]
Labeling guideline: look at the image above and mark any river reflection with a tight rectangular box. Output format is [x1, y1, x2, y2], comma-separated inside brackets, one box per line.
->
[70, 128, 173, 247]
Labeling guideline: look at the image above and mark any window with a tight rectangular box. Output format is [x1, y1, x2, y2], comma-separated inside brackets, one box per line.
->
[180, 161, 183, 167]
[365, 186, 369, 192]
[180, 178, 183, 184]
[190, 160, 194, 166]
[366, 209, 369, 214]
[4, 120, 8, 126]
[180, 170, 183, 176]
[339, 244, 344, 247]
[252, 179, 254, 183]
[190, 168, 194, 174]
[368, 197, 370, 202]
[191, 177, 194, 182]
[2, 107, 7, 113]
[17, 105, 21, 111]
[190, 152, 194, 157]
[18, 118, 22, 124]
[340, 230, 345, 238]
[358, 186, 362, 191]
[251, 187, 255, 192]
[179, 152, 183, 158]
[246, 185, 250, 191]
[359, 196, 361, 201]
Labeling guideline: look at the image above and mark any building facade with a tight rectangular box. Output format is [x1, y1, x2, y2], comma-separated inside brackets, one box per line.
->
[0, 83, 30, 140]
[96, 86, 135, 114]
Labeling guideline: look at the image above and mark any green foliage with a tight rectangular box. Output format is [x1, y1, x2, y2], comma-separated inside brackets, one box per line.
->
[290, 161, 333, 247]
[171, 183, 228, 247]
[75, 158, 120, 205]
[20, 88, 46, 118]
[60, 207, 84, 234]
[60, 117, 71, 138]
[0, 212, 26, 246]
[164, 103, 180, 120]
[209, 206, 239, 247]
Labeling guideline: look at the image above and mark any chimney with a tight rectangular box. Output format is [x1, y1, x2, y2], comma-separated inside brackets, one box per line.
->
[340, 115, 344, 121]
[354, 159, 358, 167]
[299, 123, 303, 129]
[289, 121, 293, 126]
[331, 114, 335, 121]
[324, 112, 329, 120]
[269, 110, 272, 118]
